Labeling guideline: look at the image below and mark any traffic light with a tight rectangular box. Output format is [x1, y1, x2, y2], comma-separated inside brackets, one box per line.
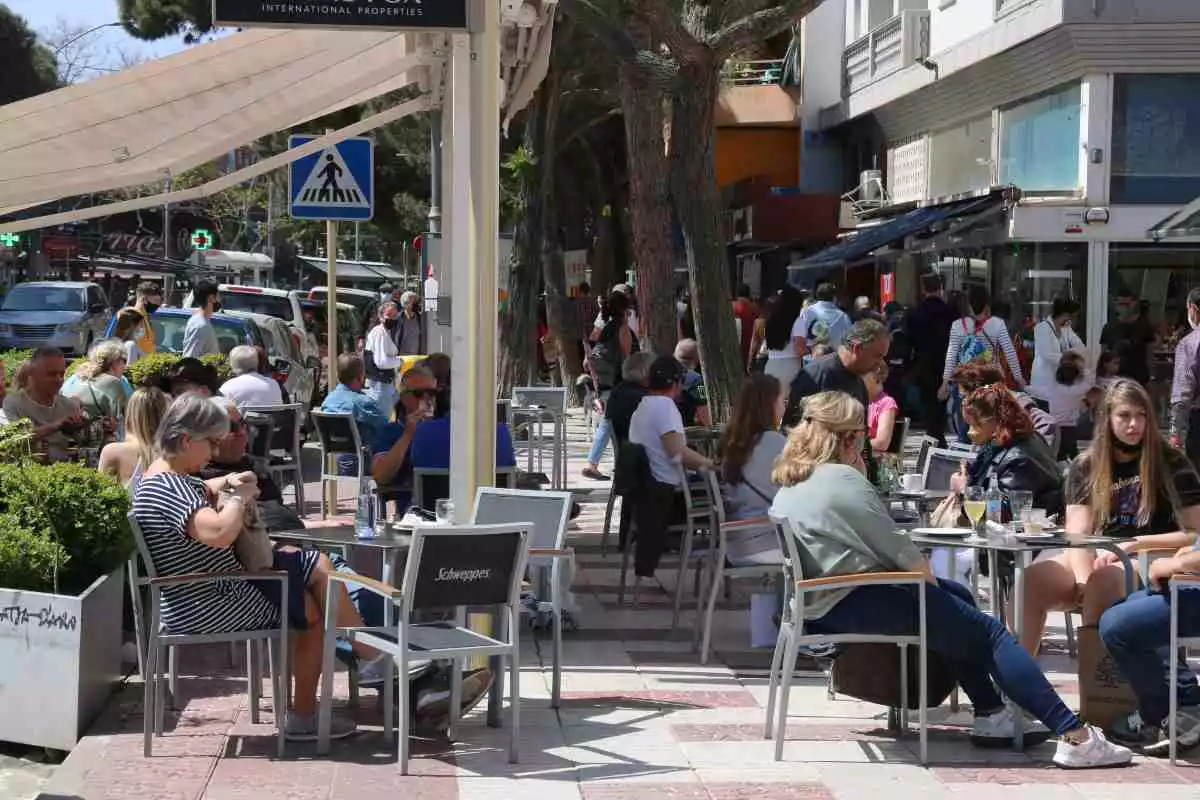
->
[190, 229, 213, 251]
[0, 233, 20, 248]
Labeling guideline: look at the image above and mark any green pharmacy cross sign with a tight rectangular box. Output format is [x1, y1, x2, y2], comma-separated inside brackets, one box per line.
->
[0, 233, 20, 248]
[191, 229, 213, 251]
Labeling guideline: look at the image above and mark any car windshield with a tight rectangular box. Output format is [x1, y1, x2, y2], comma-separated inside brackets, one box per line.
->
[218, 291, 295, 322]
[310, 289, 373, 316]
[152, 315, 251, 355]
[2, 286, 84, 312]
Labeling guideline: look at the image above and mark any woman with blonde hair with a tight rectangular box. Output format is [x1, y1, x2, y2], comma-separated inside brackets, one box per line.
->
[63, 338, 129, 421]
[769, 390, 1130, 768]
[98, 386, 170, 488]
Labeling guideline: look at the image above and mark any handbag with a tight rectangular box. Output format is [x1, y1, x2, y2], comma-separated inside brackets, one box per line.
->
[830, 642, 958, 709]
[929, 491, 967, 529]
[220, 486, 273, 571]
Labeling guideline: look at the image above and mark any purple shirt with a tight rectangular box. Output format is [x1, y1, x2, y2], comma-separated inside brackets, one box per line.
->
[1170, 328, 1200, 438]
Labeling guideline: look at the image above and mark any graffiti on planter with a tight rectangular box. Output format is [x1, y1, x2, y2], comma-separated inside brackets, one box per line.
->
[0, 604, 78, 631]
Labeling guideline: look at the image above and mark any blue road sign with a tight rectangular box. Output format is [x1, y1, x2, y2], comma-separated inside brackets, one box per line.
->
[288, 135, 374, 222]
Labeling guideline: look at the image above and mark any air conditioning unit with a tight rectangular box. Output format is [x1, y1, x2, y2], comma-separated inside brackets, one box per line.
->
[860, 170, 884, 205]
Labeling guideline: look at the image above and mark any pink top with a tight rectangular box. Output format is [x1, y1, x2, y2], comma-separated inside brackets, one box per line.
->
[867, 393, 899, 441]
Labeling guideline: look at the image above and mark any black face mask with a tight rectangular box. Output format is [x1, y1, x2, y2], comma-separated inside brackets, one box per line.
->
[1113, 438, 1143, 456]
[384, 318, 398, 330]
[144, 302, 160, 315]
[212, 301, 222, 313]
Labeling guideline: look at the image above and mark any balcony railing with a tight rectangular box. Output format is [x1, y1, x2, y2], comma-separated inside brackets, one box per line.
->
[843, 9, 931, 96]
[721, 59, 786, 87]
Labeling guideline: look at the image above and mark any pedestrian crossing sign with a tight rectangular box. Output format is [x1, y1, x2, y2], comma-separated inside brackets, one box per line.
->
[288, 135, 374, 222]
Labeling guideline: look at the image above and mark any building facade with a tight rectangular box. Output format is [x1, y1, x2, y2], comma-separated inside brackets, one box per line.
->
[800, 0, 1200, 356]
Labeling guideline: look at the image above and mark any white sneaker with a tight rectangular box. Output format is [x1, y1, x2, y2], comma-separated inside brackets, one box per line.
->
[1053, 725, 1134, 769]
[356, 654, 392, 687]
[971, 707, 1050, 744]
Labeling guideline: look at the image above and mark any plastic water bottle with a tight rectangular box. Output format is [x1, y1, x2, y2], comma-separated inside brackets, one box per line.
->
[985, 475, 1005, 538]
[355, 477, 378, 539]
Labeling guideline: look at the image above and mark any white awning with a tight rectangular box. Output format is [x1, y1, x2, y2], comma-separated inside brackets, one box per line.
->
[0, 27, 428, 214]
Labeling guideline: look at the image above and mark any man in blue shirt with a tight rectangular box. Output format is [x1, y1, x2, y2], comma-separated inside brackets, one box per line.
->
[371, 365, 439, 513]
[320, 354, 391, 475]
[409, 415, 518, 471]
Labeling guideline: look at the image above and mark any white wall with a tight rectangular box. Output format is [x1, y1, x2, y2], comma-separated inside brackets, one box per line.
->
[802, 0, 851, 193]
[929, 0, 997, 55]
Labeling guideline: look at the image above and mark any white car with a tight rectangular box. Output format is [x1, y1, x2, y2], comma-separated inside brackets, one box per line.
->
[184, 284, 317, 368]
[220, 310, 317, 411]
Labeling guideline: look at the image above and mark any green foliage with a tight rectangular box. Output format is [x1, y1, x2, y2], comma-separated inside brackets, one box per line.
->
[0, 419, 35, 463]
[0, 463, 131, 595]
[0, 4, 59, 105]
[201, 353, 232, 383]
[0, 513, 70, 595]
[118, 0, 213, 43]
[125, 352, 230, 388]
[0, 349, 33, 384]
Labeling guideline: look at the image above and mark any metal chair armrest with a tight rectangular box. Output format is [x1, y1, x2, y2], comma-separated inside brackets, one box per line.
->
[796, 571, 927, 593]
[328, 570, 402, 600]
[1169, 572, 1200, 586]
[721, 516, 771, 532]
[146, 569, 287, 587]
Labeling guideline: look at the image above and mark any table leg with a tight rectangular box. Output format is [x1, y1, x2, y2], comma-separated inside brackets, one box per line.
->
[1011, 550, 1029, 751]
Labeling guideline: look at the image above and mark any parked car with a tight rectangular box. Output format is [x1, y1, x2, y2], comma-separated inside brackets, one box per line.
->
[306, 286, 380, 336]
[301, 299, 362, 406]
[222, 310, 317, 409]
[107, 308, 265, 355]
[0, 281, 112, 355]
[183, 285, 318, 368]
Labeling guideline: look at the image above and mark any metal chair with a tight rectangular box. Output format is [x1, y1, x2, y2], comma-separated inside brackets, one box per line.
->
[412, 467, 516, 513]
[1168, 573, 1200, 764]
[471, 487, 574, 707]
[243, 402, 306, 515]
[764, 513, 928, 764]
[922, 447, 969, 492]
[318, 522, 530, 774]
[670, 466, 718, 629]
[511, 386, 569, 489]
[128, 513, 289, 758]
[310, 411, 367, 518]
[695, 494, 781, 663]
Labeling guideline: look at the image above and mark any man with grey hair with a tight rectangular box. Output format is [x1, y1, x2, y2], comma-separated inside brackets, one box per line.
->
[672, 338, 709, 427]
[784, 317, 890, 431]
[605, 351, 654, 447]
[218, 344, 282, 410]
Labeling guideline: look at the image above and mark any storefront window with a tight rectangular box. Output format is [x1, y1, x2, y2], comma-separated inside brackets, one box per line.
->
[994, 242, 1087, 343]
[928, 115, 993, 199]
[999, 83, 1081, 193]
[1112, 74, 1200, 204]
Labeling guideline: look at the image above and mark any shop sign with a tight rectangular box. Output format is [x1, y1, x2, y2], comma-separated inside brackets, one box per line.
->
[880, 271, 895, 307]
[212, 0, 471, 32]
[1062, 210, 1085, 235]
[1085, 207, 1111, 225]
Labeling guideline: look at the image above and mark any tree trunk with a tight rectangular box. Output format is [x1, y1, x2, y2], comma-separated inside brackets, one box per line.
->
[618, 17, 676, 357]
[541, 41, 582, 396]
[499, 109, 545, 393]
[579, 137, 617, 292]
[669, 56, 741, 422]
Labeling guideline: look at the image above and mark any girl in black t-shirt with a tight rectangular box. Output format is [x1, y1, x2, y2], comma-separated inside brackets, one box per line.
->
[1018, 380, 1200, 656]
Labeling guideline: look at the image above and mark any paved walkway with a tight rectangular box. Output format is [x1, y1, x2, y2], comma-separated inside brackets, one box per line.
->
[27, 412, 1200, 798]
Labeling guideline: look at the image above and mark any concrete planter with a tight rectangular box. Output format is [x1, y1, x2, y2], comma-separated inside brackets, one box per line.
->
[0, 568, 125, 750]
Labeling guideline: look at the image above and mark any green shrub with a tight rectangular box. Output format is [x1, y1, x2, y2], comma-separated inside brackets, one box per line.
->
[0, 419, 34, 463]
[0, 349, 33, 384]
[0, 513, 70, 594]
[0, 463, 131, 595]
[125, 352, 230, 389]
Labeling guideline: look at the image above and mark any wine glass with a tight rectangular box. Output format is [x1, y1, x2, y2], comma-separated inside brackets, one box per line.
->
[963, 486, 986, 536]
[435, 498, 455, 525]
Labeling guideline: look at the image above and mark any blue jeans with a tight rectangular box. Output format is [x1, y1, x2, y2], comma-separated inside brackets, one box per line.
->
[1098, 588, 1200, 726]
[587, 417, 612, 466]
[808, 578, 1080, 735]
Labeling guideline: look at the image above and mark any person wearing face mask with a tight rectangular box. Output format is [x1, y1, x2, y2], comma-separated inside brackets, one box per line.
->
[768, 390, 1133, 768]
[183, 279, 222, 359]
[118, 281, 162, 359]
[1101, 288, 1157, 386]
[363, 301, 405, 414]
[1169, 288, 1200, 466]
[1030, 298, 1085, 402]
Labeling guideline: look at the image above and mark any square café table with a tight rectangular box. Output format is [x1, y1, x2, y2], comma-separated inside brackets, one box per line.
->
[906, 528, 1136, 750]
[270, 523, 505, 727]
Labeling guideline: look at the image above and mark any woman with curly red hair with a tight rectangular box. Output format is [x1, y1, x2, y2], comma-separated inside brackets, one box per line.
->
[951, 382, 1063, 517]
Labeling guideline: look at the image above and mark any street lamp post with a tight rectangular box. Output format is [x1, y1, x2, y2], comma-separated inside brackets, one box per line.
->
[51, 21, 122, 56]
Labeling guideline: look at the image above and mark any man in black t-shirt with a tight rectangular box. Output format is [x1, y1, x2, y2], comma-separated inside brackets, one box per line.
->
[605, 352, 653, 447]
[1100, 290, 1157, 386]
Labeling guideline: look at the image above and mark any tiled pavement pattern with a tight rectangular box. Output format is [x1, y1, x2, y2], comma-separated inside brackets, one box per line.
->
[24, 412, 1200, 798]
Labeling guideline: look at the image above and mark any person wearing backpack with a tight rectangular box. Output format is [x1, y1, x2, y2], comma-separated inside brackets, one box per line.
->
[794, 282, 853, 361]
[939, 285, 1026, 439]
[582, 290, 633, 480]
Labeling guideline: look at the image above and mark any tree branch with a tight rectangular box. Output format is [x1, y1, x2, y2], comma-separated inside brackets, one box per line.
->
[710, 0, 820, 60]
[631, 0, 705, 62]
[558, 109, 622, 150]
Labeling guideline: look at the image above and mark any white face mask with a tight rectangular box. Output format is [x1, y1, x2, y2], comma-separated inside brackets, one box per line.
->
[133, 326, 146, 339]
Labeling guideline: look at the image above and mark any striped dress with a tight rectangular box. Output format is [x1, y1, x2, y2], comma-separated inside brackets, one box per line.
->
[132, 472, 278, 635]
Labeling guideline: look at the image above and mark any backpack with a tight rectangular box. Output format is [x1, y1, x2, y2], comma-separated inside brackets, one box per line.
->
[956, 317, 997, 368]
[806, 304, 850, 348]
[587, 320, 622, 388]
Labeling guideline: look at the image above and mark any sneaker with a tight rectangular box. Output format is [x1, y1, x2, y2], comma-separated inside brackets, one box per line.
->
[1109, 709, 1163, 749]
[1143, 707, 1200, 757]
[356, 653, 392, 687]
[416, 667, 494, 722]
[970, 707, 1051, 746]
[284, 712, 356, 742]
[581, 466, 610, 481]
[1053, 725, 1134, 769]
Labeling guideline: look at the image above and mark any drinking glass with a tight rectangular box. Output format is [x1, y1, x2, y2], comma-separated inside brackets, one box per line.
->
[435, 498, 455, 524]
[1009, 490, 1034, 532]
[963, 486, 986, 535]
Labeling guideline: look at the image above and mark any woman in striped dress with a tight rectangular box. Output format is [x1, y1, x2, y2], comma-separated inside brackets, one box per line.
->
[132, 393, 387, 741]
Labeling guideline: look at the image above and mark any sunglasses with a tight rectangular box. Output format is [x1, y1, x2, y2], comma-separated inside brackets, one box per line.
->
[402, 388, 438, 399]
